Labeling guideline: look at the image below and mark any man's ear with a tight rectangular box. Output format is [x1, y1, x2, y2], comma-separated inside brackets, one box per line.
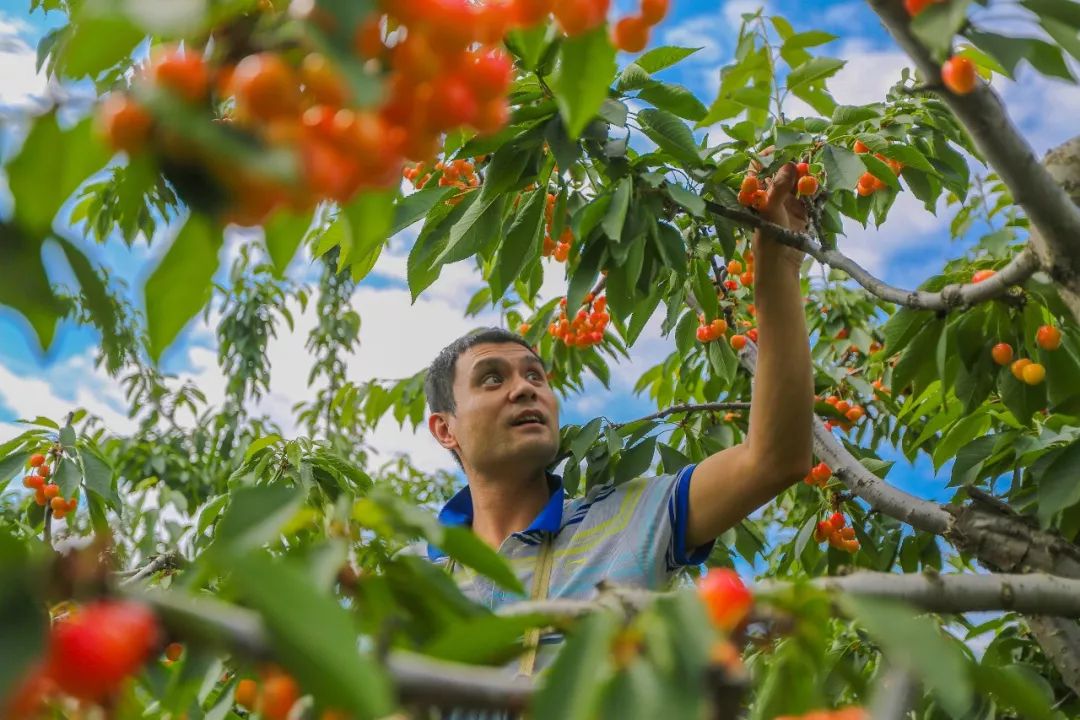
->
[428, 412, 458, 453]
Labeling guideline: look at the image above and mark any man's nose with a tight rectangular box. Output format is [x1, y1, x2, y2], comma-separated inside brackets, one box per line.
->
[508, 373, 538, 401]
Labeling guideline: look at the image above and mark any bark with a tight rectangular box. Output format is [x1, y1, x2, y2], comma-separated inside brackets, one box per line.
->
[1027, 616, 1080, 697]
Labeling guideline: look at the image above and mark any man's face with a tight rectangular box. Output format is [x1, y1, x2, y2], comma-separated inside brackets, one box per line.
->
[430, 342, 560, 474]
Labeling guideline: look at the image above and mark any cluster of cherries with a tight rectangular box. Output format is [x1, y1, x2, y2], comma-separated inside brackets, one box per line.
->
[736, 162, 819, 210]
[546, 293, 610, 347]
[98, 0, 537, 225]
[542, 192, 575, 262]
[233, 665, 343, 720]
[814, 511, 860, 554]
[991, 324, 1062, 386]
[802, 461, 832, 488]
[22, 452, 77, 521]
[819, 394, 866, 432]
[852, 141, 904, 197]
[402, 157, 481, 198]
[904, 0, 978, 94]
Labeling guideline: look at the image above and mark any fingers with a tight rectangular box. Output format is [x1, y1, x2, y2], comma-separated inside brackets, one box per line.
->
[766, 162, 798, 209]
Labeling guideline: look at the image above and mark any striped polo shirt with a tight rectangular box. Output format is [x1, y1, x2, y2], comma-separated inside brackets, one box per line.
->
[427, 463, 714, 669]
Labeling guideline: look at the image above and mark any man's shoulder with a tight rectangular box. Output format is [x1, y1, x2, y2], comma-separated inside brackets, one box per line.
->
[562, 467, 689, 520]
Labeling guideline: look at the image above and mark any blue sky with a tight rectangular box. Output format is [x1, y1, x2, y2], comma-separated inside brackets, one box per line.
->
[1, 0, 1077, 502]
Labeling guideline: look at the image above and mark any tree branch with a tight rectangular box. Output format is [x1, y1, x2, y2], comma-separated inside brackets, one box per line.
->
[611, 401, 751, 429]
[865, 0, 1080, 322]
[1027, 616, 1080, 697]
[119, 552, 182, 586]
[705, 199, 1038, 312]
[869, 665, 920, 720]
[736, 340, 953, 535]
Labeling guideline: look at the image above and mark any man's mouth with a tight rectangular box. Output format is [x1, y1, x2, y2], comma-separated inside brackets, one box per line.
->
[510, 411, 545, 426]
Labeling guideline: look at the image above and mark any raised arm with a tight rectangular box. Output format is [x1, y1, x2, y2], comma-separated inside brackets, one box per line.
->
[686, 162, 814, 548]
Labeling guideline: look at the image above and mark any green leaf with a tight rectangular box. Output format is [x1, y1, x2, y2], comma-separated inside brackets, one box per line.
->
[820, 143, 866, 192]
[145, 214, 222, 362]
[531, 611, 619, 720]
[55, 237, 119, 349]
[653, 222, 688, 275]
[0, 453, 31, 489]
[830, 105, 881, 125]
[229, 553, 395, 719]
[637, 82, 708, 121]
[1037, 440, 1080, 525]
[438, 526, 526, 595]
[342, 189, 396, 281]
[207, 484, 305, 562]
[880, 143, 936, 173]
[407, 193, 473, 300]
[80, 448, 120, 509]
[602, 178, 632, 241]
[57, 12, 142, 79]
[491, 189, 545, 301]
[0, 534, 48, 708]
[615, 437, 656, 485]
[974, 663, 1055, 720]
[635, 46, 703, 73]
[882, 308, 935, 357]
[550, 28, 617, 139]
[262, 210, 312, 278]
[423, 612, 544, 665]
[54, 457, 81, 499]
[0, 223, 65, 350]
[570, 418, 604, 458]
[843, 596, 972, 717]
[391, 187, 452, 236]
[243, 434, 283, 462]
[967, 30, 1075, 80]
[7, 112, 109, 235]
[998, 369, 1046, 425]
[665, 184, 705, 217]
[912, 0, 974, 58]
[785, 57, 845, 91]
[637, 108, 702, 168]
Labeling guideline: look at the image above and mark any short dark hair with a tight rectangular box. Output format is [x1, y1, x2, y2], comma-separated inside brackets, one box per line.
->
[424, 327, 542, 415]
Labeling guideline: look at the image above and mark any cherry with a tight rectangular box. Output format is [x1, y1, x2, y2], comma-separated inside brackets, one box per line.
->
[696, 325, 709, 343]
[640, 0, 669, 24]
[747, 327, 758, 343]
[554, 0, 610, 36]
[517, 322, 531, 335]
[46, 601, 160, 701]
[904, 0, 934, 15]
[698, 568, 752, 631]
[710, 318, 728, 337]
[796, 175, 819, 196]
[971, 269, 996, 283]
[29, 454, 46, 467]
[988, 342, 1013, 365]
[1022, 362, 1046, 385]
[469, 50, 513, 99]
[23, 474, 44, 490]
[845, 406, 865, 422]
[1036, 325, 1061, 351]
[164, 642, 183, 662]
[727, 259, 743, 275]
[231, 53, 301, 122]
[730, 334, 747, 350]
[740, 270, 754, 286]
[43, 484, 59, 500]
[300, 53, 349, 107]
[740, 175, 760, 194]
[941, 55, 977, 95]
[150, 46, 210, 104]
[36, 463, 51, 478]
[829, 512, 846, 530]
[512, 0, 555, 25]
[795, 162, 810, 177]
[750, 189, 768, 211]
[613, 15, 650, 53]
[853, 140, 869, 154]
[259, 672, 300, 720]
[810, 462, 831, 485]
[1010, 358, 1032, 381]
[235, 678, 258, 710]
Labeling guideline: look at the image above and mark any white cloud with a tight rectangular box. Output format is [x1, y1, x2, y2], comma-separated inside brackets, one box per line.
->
[0, 12, 53, 112]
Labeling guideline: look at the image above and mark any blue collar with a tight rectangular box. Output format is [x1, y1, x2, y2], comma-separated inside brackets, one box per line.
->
[427, 473, 564, 561]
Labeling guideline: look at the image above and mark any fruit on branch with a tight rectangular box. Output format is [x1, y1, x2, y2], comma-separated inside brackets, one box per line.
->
[796, 175, 819, 196]
[549, 294, 608, 347]
[23, 474, 44, 490]
[740, 175, 760, 195]
[259, 671, 300, 720]
[37, 463, 51, 478]
[775, 708, 867, 720]
[795, 162, 809, 177]
[149, 46, 211, 104]
[46, 601, 160, 702]
[1036, 325, 1062, 351]
[991, 342, 1014, 366]
[856, 171, 886, 196]
[698, 568, 753, 631]
[43, 484, 59, 500]
[820, 512, 859, 553]
[1010, 358, 1032, 381]
[517, 322, 531, 335]
[696, 316, 729, 343]
[853, 140, 869, 154]
[235, 678, 258, 710]
[730, 334, 748, 350]
[612, 15, 650, 52]
[971, 269, 997, 283]
[2, 663, 53, 720]
[29, 453, 46, 468]
[1022, 362, 1046, 385]
[640, 0, 669, 24]
[941, 55, 977, 95]
[554, 0, 611, 35]
[904, 0, 937, 16]
[727, 259, 743, 275]
[804, 462, 832, 488]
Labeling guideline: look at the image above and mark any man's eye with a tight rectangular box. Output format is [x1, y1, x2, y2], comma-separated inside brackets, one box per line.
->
[528, 370, 544, 381]
[482, 373, 501, 385]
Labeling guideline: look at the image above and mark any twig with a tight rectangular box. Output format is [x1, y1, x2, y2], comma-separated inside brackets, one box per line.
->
[704, 198, 1038, 312]
[610, 402, 751, 429]
[120, 552, 181, 586]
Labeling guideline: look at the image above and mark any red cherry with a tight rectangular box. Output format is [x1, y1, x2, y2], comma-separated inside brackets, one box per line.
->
[810, 462, 831, 485]
[46, 601, 160, 701]
[29, 454, 46, 467]
[698, 569, 753, 631]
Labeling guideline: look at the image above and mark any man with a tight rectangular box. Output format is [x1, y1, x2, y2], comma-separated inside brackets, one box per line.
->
[423, 163, 812, 674]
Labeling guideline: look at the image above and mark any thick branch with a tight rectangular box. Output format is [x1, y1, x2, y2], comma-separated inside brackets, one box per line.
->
[119, 552, 182, 586]
[737, 340, 953, 534]
[706, 199, 1038, 311]
[865, 0, 1080, 322]
[1027, 616, 1080, 697]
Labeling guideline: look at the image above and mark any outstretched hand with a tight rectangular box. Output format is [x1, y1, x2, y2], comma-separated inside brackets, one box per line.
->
[756, 161, 809, 269]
